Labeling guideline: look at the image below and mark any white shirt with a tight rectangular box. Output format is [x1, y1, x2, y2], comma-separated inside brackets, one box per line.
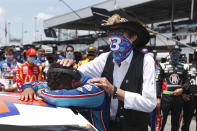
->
[78, 51, 157, 120]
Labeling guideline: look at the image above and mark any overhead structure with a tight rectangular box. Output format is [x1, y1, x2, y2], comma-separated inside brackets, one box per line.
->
[44, 0, 193, 31]
[42, 0, 197, 55]
[33, 33, 107, 45]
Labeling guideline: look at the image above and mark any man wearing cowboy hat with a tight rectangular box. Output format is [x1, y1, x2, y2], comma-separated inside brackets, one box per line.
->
[60, 8, 156, 131]
[84, 8, 156, 131]
[24, 8, 157, 131]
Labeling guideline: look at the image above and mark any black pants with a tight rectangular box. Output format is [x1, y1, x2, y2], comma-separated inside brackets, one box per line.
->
[110, 120, 148, 131]
[161, 95, 183, 131]
[181, 95, 197, 131]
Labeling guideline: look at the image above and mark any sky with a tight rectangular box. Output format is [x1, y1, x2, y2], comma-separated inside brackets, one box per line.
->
[0, 0, 106, 46]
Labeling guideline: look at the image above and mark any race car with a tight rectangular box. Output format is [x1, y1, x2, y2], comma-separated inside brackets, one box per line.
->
[0, 92, 97, 131]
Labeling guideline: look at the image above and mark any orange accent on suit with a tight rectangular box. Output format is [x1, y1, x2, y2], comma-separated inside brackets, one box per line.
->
[16, 62, 44, 92]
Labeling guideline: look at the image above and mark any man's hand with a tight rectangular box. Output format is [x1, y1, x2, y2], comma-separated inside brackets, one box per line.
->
[156, 98, 161, 115]
[20, 88, 38, 101]
[57, 59, 77, 69]
[89, 77, 114, 95]
[89, 77, 125, 101]
[173, 88, 183, 96]
[182, 94, 190, 102]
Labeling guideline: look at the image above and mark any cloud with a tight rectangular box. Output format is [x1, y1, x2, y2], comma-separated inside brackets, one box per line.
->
[36, 12, 54, 21]
[0, 8, 5, 22]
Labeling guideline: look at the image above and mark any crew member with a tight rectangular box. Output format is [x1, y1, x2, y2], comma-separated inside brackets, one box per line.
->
[42, 46, 57, 78]
[157, 46, 188, 131]
[0, 47, 18, 92]
[56, 51, 64, 60]
[65, 45, 75, 60]
[16, 48, 44, 92]
[78, 46, 97, 66]
[35, 48, 46, 65]
[181, 50, 197, 131]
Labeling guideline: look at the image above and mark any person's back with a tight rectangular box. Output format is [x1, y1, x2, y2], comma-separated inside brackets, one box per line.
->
[21, 63, 109, 131]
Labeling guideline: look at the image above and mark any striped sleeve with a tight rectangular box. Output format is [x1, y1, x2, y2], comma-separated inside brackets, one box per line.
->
[40, 84, 105, 108]
[21, 80, 48, 92]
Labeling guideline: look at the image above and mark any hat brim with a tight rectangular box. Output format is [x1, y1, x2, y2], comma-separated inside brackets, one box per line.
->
[101, 21, 150, 47]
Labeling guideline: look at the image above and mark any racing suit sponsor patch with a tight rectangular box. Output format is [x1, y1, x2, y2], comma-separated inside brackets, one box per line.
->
[169, 74, 180, 84]
[23, 67, 28, 74]
[84, 85, 92, 91]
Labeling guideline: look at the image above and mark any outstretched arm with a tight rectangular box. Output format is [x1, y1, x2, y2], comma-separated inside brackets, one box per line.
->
[21, 80, 48, 92]
[20, 81, 48, 101]
[89, 54, 157, 112]
[39, 84, 105, 108]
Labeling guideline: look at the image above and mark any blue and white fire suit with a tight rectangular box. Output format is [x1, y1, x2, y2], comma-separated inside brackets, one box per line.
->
[0, 59, 18, 91]
[22, 74, 109, 131]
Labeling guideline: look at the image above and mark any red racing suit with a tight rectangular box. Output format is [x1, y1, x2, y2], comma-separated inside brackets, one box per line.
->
[16, 62, 44, 92]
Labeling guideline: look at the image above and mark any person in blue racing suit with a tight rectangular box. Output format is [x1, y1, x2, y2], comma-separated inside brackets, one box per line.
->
[20, 62, 109, 131]
[0, 47, 19, 92]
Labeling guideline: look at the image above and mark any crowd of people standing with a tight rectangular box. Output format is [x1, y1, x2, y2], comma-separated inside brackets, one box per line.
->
[0, 8, 197, 131]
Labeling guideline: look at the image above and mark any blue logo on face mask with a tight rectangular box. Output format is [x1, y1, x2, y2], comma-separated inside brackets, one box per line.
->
[109, 33, 133, 64]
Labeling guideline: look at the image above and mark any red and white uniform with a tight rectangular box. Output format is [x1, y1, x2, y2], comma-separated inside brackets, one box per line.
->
[16, 62, 44, 92]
